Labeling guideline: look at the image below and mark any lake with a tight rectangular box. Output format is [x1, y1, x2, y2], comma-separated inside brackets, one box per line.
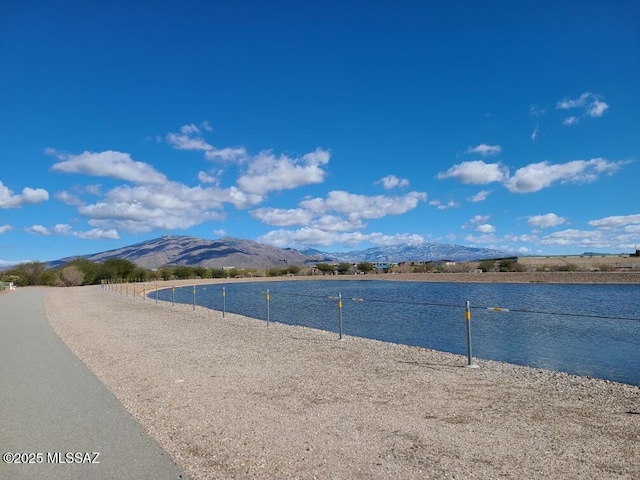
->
[158, 280, 640, 386]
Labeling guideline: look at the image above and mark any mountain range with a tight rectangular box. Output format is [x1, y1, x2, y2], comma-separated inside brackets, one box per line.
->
[49, 235, 511, 270]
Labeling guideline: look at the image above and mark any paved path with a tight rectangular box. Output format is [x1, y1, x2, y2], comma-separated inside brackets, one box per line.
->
[0, 287, 190, 480]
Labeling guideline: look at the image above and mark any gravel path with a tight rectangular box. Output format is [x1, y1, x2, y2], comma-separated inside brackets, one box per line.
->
[45, 281, 640, 479]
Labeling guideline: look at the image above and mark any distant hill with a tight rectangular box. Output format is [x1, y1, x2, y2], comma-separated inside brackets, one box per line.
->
[306, 243, 511, 263]
[48, 235, 510, 269]
[50, 236, 326, 270]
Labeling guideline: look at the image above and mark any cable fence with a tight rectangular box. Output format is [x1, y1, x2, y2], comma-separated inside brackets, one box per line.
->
[101, 279, 640, 385]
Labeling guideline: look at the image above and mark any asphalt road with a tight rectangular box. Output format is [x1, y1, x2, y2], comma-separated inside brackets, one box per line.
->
[0, 287, 190, 480]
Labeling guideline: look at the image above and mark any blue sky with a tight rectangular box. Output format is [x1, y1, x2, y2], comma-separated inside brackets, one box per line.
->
[1, 0, 639, 265]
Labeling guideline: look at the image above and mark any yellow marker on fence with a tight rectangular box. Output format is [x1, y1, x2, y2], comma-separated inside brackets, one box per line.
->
[488, 307, 509, 312]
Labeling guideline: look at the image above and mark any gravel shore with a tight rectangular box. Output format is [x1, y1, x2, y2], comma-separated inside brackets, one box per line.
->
[45, 278, 640, 479]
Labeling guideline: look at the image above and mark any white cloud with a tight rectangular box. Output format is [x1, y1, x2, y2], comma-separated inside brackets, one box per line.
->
[466, 215, 491, 227]
[166, 123, 213, 151]
[531, 124, 539, 141]
[464, 233, 499, 244]
[0, 181, 49, 209]
[25, 225, 52, 236]
[556, 92, 609, 125]
[50, 150, 167, 185]
[198, 171, 217, 184]
[467, 190, 492, 202]
[529, 105, 545, 117]
[259, 228, 364, 248]
[75, 228, 119, 239]
[562, 116, 579, 126]
[258, 228, 426, 249]
[237, 148, 330, 196]
[205, 147, 248, 163]
[436, 200, 459, 210]
[503, 158, 622, 193]
[0, 224, 13, 234]
[527, 213, 567, 228]
[302, 190, 427, 221]
[25, 224, 73, 236]
[250, 207, 315, 227]
[437, 160, 507, 184]
[377, 175, 410, 190]
[77, 182, 236, 233]
[588, 214, 640, 229]
[55, 191, 84, 206]
[465, 144, 502, 156]
[476, 223, 495, 233]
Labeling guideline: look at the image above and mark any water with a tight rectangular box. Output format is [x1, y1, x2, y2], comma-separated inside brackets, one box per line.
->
[158, 280, 640, 386]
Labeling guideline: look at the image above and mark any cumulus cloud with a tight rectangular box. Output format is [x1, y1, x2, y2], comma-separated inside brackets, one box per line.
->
[432, 199, 459, 210]
[503, 158, 621, 193]
[250, 208, 316, 227]
[49, 150, 167, 185]
[252, 188, 427, 247]
[77, 182, 237, 233]
[588, 214, 640, 229]
[25, 223, 118, 239]
[377, 175, 410, 190]
[55, 191, 84, 206]
[439, 157, 626, 194]
[166, 123, 213, 151]
[258, 228, 426, 249]
[205, 147, 248, 163]
[166, 123, 247, 163]
[0, 181, 49, 208]
[301, 190, 427, 221]
[75, 228, 120, 239]
[237, 148, 330, 196]
[556, 92, 609, 125]
[0, 224, 13, 234]
[476, 224, 496, 233]
[465, 144, 502, 156]
[437, 160, 508, 184]
[25, 225, 51, 236]
[527, 213, 567, 228]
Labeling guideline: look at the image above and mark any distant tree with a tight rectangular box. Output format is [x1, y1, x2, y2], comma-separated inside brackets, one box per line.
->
[58, 265, 85, 286]
[267, 268, 287, 277]
[287, 265, 301, 275]
[101, 258, 137, 281]
[316, 263, 334, 275]
[132, 267, 150, 282]
[210, 268, 228, 278]
[478, 260, 496, 272]
[159, 267, 174, 281]
[6, 261, 48, 285]
[174, 266, 195, 279]
[192, 266, 209, 278]
[336, 263, 352, 275]
[64, 258, 99, 284]
[357, 262, 374, 274]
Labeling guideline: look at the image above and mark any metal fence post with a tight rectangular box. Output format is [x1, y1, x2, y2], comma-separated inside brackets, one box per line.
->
[338, 293, 343, 340]
[465, 300, 479, 368]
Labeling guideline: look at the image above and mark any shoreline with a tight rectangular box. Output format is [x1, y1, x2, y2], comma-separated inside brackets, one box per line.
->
[45, 285, 640, 479]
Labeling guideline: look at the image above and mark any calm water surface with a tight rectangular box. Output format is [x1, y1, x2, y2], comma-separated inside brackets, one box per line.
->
[159, 280, 640, 386]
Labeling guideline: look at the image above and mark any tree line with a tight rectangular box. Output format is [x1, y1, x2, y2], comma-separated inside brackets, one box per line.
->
[0, 259, 382, 287]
